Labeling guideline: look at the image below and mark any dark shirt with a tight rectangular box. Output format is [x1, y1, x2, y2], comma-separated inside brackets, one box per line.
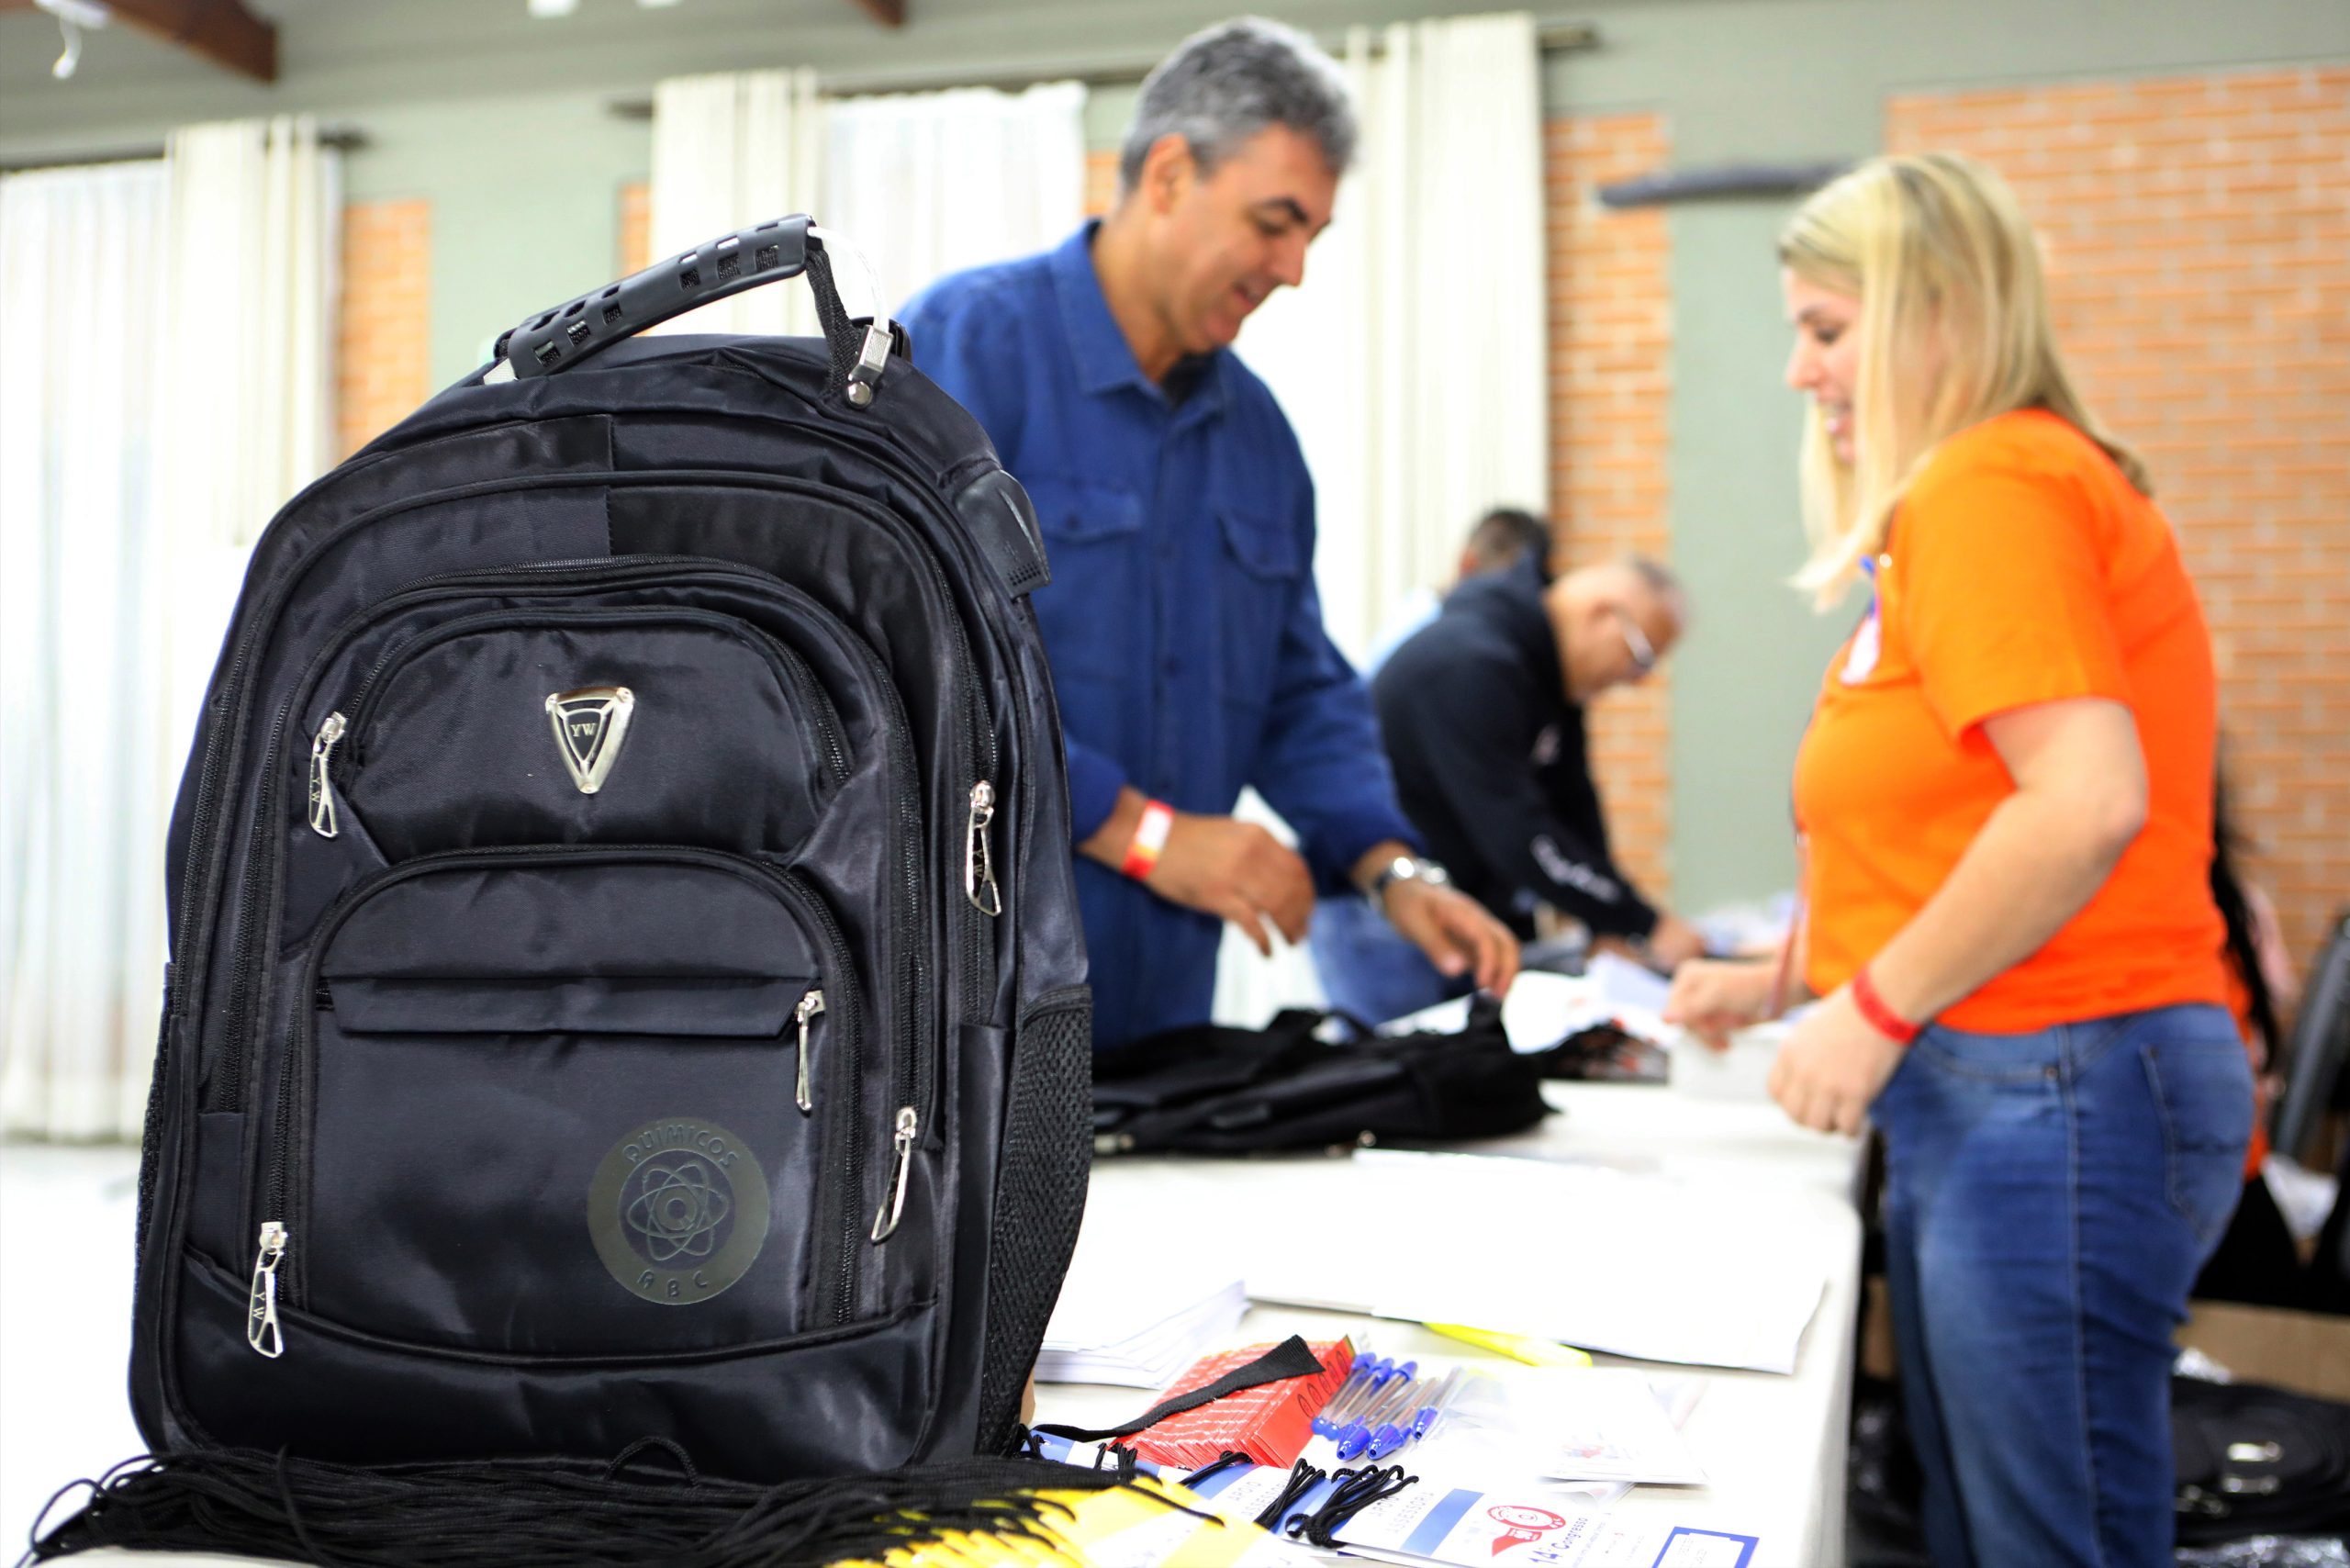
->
[1372, 558, 1660, 942]
[901, 223, 1418, 1048]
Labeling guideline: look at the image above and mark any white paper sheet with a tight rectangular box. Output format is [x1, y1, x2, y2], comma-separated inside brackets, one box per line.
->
[1230, 1151, 1827, 1374]
[1380, 963, 1678, 1054]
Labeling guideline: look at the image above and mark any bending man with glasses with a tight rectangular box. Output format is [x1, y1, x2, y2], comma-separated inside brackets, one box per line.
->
[1310, 548, 1704, 1023]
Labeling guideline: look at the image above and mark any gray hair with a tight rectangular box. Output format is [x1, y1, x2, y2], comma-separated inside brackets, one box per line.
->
[1118, 17, 1357, 197]
[1620, 554, 1689, 629]
[1622, 554, 1681, 599]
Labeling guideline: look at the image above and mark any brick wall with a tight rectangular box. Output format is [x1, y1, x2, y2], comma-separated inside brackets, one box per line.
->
[1546, 113, 1676, 906]
[619, 180, 650, 274]
[1083, 149, 1119, 218]
[1889, 66, 2350, 974]
[335, 199, 431, 459]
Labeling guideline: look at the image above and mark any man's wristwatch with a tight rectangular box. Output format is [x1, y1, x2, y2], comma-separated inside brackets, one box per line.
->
[1368, 855, 1449, 915]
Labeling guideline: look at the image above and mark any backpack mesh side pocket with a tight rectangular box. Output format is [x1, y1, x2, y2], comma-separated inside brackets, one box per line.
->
[976, 987, 1092, 1452]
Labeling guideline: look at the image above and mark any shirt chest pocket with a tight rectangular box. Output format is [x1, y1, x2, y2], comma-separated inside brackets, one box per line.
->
[1214, 504, 1306, 716]
[1023, 478, 1146, 688]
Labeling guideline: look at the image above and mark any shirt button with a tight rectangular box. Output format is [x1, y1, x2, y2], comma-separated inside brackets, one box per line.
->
[1162, 657, 1181, 678]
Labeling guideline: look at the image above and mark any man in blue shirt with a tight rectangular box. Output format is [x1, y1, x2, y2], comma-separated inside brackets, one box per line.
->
[903, 17, 1516, 1049]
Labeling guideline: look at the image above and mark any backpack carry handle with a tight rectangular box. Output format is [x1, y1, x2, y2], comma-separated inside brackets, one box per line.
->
[487, 215, 895, 406]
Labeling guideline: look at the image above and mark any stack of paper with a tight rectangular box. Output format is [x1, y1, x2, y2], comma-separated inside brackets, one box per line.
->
[1036, 1258, 1248, 1387]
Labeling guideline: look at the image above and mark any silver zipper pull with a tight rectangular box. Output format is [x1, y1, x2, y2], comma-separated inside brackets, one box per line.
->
[870, 1106, 918, 1241]
[307, 712, 347, 839]
[246, 1221, 288, 1359]
[792, 988, 825, 1114]
[964, 780, 1001, 916]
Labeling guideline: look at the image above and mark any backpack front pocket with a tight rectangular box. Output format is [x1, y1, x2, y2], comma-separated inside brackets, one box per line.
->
[321, 609, 850, 862]
[248, 847, 869, 1361]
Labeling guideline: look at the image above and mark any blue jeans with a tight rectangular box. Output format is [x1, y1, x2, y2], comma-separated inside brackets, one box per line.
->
[1873, 1002, 2253, 1568]
[1307, 895, 1470, 1025]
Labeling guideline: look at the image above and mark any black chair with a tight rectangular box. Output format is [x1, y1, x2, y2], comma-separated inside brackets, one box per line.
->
[2272, 908, 2350, 1168]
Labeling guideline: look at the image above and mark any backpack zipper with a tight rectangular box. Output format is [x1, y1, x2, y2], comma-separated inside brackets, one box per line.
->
[243, 1220, 286, 1359]
[792, 988, 825, 1114]
[306, 713, 346, 839]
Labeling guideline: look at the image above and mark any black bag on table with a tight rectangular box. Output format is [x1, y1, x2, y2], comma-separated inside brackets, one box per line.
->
[125, 218, 1092, 1486]
[2173, 1375, 2350, 1544]
[1091, 1001, 1549, 1155]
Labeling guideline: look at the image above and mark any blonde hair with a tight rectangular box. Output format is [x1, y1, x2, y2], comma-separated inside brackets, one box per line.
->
[1775, 151, 2148, 609]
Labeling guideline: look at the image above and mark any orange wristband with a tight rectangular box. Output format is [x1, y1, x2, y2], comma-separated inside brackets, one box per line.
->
[1850, 965, 1921, 1045]
[1122, 800, 1174, 880]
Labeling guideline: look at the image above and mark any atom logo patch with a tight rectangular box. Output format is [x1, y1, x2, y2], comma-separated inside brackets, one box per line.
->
[588, 1117, 770, 1305]
[629, 1159, 731, 1261]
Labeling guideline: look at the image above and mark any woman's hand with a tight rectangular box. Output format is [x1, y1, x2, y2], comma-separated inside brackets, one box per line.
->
[1767, 986, 1908, 1136]
[1662, 958, 1778, 1050]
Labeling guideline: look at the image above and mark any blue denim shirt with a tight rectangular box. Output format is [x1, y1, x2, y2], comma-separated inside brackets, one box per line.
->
[901, 223, 1417, 1048]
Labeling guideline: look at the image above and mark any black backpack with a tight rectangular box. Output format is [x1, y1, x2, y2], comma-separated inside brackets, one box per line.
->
[129, 218, 1092, 1483]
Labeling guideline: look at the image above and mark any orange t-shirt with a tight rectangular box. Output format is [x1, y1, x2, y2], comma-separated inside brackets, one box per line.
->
[1793, 409, 2229, 1033]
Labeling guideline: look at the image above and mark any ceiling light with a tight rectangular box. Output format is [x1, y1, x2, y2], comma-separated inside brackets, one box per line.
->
[35, 0, 109, 80]
[528, 0, 690, 13]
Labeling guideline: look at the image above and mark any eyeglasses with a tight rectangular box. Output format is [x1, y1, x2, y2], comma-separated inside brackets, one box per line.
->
[1614, 609, 1658, 678]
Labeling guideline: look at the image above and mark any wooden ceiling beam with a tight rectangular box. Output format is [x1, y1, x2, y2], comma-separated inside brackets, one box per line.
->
[0, 0, 277, 84]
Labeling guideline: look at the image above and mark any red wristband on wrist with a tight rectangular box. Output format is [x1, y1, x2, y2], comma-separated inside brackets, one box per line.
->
[1121, 800, 1174, 880]
[1850, 965, 1921, 1045]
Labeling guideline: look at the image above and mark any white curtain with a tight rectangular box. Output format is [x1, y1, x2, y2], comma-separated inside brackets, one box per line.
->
[649, 69, 825, 335]
[0, 118, 340, 1140]
[649, 72, 1085, 327]
[163, 118, 341, 552]
[0, 162, 173, 1141]
[1237, 12, 1549, 666]
[821, 83, 1087, 310]
[1214, 12, 1548, 1026]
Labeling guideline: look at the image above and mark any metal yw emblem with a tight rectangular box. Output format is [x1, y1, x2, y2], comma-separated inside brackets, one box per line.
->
[545, 686, 636, 795]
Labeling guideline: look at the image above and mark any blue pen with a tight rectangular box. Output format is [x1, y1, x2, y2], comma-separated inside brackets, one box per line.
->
[1370, 1369, 1457, 1462]
[1343, 1374, 1419, 1460]
[1321, 1355, 1413, 1435]
[1336, 1355, 1408, 1413]
[1311, 1355, 1388, 1438]
[1336, 1373, 1417, 1461]
[1401, 1367, 1467, 1451]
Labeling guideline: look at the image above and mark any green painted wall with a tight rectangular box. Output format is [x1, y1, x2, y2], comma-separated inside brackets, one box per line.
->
[6, 0, 2341, 912]
[341, 95, 651, 385]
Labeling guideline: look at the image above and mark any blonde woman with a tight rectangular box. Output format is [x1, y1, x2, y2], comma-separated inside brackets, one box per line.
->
[1664, 153, 2252, 1567]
